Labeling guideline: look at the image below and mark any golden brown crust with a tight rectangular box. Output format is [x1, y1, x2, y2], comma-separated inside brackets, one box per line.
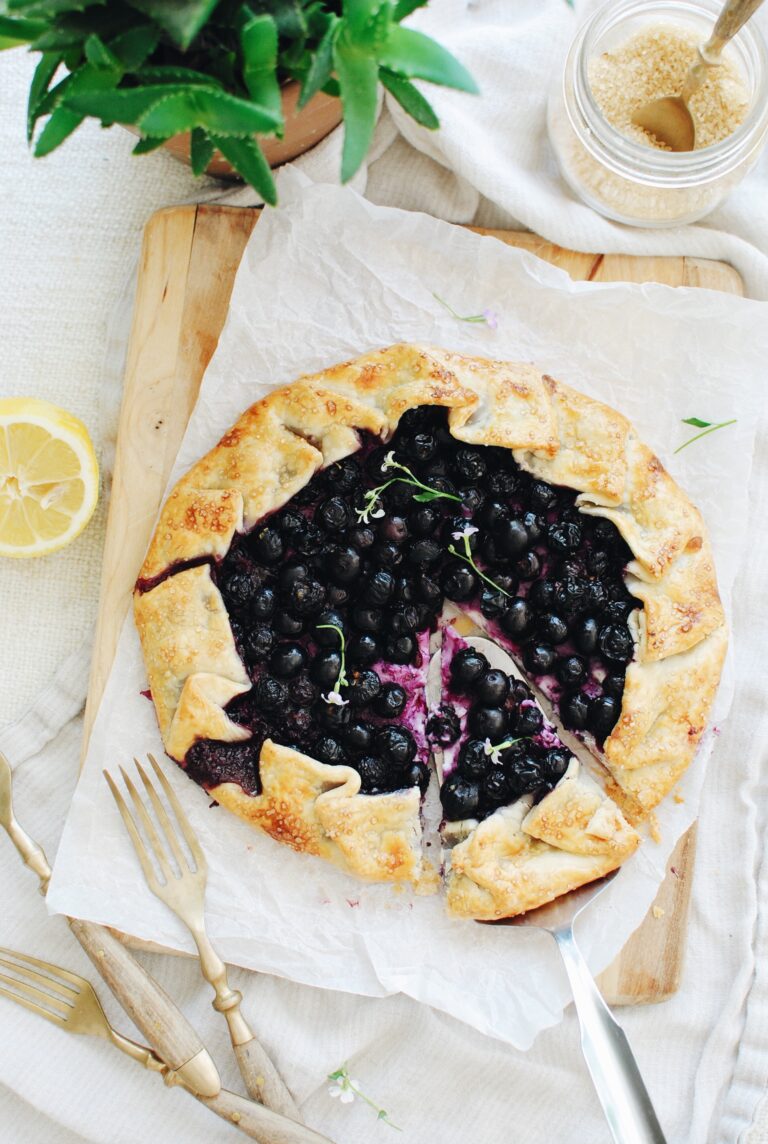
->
[135, 344, 726, 901]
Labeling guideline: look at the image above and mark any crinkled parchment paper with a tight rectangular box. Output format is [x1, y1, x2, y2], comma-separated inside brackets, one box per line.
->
[48, 169, 766, 1050]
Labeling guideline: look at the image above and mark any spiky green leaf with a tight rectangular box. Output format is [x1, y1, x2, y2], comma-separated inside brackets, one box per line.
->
[0, 13, 45, 41]
[125, 0, 223, 50]
[333, 32, 378, 182]
[109, 23, 158, 69]
[132, 133, 170, 154]
[189, 125, 213, 174]
[27, 51, 60, 138]
[84, 32, 119, 69]
[380, 68, 437, 127]
[240, 13, 281, 115]
[393, 0, 427, 17]
[137, 86, 280, 137]
[209, 133, 276, 204]
[379, 26, 478, 93]
[298, 13, 337, 109]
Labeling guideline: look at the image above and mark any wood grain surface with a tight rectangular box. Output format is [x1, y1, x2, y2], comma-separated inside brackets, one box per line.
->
[83, 203, 743, 1005]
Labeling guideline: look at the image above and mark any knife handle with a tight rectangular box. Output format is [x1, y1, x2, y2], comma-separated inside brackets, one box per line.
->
[68, 917, 221, 1098]
[199, 1089, 335, 1144]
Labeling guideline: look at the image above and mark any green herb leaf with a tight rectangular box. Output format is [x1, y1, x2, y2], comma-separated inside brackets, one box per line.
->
[681, 417, 712, 428]
[209, 133, 277, 204]
[27, 51, 60, 139]
[241, 13, 281, 116]
[189, 125, 213, 174]
[674, 418, 737, 453]
[137, 86, 280, 137]
[379, 26, 479, 93]
[125, 0, 223, 50]
[412, 489, 441, 502]
[298, 14, 338, 109]
[333, 32, 378, 182]
[380, 68, 438, 127]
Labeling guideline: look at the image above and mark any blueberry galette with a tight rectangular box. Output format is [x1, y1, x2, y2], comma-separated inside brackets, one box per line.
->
[135, 345, 726, 918]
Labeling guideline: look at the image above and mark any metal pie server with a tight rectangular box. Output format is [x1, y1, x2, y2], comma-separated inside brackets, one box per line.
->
[429, 634, 666, 1144]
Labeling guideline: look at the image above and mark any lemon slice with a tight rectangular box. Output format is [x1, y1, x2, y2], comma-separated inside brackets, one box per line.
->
[0, 397, 99, 558]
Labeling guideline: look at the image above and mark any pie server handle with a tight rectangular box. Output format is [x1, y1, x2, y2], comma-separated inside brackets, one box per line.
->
[200, 1089, 335, 1144]
[554, 925, 667, 1144]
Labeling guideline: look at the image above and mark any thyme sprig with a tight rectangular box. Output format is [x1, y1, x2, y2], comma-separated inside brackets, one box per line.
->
[674, 416, 737, 453]
[316, 623, 349, 706]
[327, 1064, 402, 1131]
[483, 736, 526, 765]
[356, 451, 461, 524]
[447, 525, 513, 597]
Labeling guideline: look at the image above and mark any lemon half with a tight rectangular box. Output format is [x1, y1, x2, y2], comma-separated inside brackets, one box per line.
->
[0, 397, 99, 559]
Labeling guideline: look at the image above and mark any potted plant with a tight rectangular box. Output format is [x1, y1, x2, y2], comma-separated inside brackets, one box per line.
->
[0, 0, 478, 204]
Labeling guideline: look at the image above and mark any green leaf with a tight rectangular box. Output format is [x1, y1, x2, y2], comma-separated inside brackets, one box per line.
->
[298, 14, 337, 109]
[125, 0, 223, 50]
[27, 51, 60, 139]
[110, 23, 158, 69]
[681, 416, 712, 428]
[34, 105, 83, 155]
[67, 83, 205, 124]
[393, 0, 427, 18]
[84, 32, 119, 70]
[35, 60, 118, 155]
[209, 133, 276, 204]
[252, 0, 305, 42]
[240, 13, 281, 115]
[333, 32, 378, 182]
[136, 64, 216, 84]
[138, 87, 280, 137]
[412, 490, 441, 502]
[342, 0, 390, 43]
[31, 26, 86, 51]
[0, 13, 44, 41]
[132, 134, 170, 154]
[190, 125, 213, 174]
[379, 26, 479, 93]
[380, 68, 437, 128]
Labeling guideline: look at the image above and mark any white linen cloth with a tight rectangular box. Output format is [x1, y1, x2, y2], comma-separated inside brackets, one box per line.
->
[1, 0, 768, 1139]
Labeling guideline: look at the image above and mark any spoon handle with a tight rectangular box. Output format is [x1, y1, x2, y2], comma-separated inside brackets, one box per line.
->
[705, 0, 766, 60]
[554, 926, 666, 1144]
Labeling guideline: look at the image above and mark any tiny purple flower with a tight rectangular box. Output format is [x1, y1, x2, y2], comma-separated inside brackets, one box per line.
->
[482, 308, 499, 330]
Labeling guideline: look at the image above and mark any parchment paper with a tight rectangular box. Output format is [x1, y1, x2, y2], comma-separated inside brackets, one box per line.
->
[47, 169, 766, 1050]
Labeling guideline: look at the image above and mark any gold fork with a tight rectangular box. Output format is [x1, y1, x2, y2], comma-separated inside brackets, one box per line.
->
[105, 755, 299, 1120]
[0, 947, 334, 1144]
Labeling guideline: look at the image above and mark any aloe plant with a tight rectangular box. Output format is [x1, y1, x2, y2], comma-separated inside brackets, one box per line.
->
[0, 0, 478, 203]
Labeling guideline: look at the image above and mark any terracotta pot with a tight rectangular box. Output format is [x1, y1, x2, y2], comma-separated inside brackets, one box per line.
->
[147, 82, 342, 178]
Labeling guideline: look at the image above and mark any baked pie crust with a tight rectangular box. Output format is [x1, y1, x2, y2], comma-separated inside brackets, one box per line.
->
[134, 345, 726, 917]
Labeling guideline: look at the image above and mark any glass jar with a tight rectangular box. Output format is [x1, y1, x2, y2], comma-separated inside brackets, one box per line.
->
[547, 0, 768, 227]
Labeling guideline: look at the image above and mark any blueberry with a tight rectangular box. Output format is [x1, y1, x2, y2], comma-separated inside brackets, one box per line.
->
[487, 470, 518, 498]
[290, 675, 318, 708]
[474, 669, 510, 706]
[344, 721, 375, 755]
[377, 726, 417, 767]
[346, 525, 375, 550]
[452, 448, 486, 482]
[459, 486, 485, 513]
[440, 774, 481, 820]
[357, 755, 389, 792]
[404, 431, 438, 463]
[317, 698, 351, 731]
[479, 500, 510, 530]
[352, 604, 383, 633]
[458, 738, 490, 780]
[586, 548, 611, 577]
[324, 457, 361, 493]
[317, 496, 352, 532]
[480, 586, 510, 619]
[315, 736, 347, 765]
[388, 605, 420, 635]
[408, 503, 440, 537]
[416, 572, 442, 606]
[511, 678, 533, 704]
[521, 511, 545, 544]
[556, 655, 587, 687]
[441, 562, 477, 602]
[277, 507, 307, 540]
[244, 624, 274, 663]
[313, 610, 345, 645]
[481, 768, 510, 804]
[407, 538, 442, 565]
[326, 585, 350, 609]
[426, 705, 461, 746]
[250, 526, 284, 565]
[270, 642, 308, 679]
[528, 578, 556, 612]
[429, 476, 457, 498]
[286, 578, 326, 617]
[602, 599, 636, 623]
[450, 648, 489, 690]
[500, 598, 534, 639]
[383, 481, 415, 512]
[514, 551, 541, 581]
[385, 634, 416, 664]
[561, 691, 590, 731]
[537, 613, 569, 645]
[222, 573, 258, 608]
[585, 580, 609, 611]
[363, 570, 395, 606]
[378, 514, 409, 545]
[371, 540, 402, 569]
[403, 761, 430, 793]
[602, 671, 626, 697]
[524, 642, 556, 675]
[546, 520, 582, 554]
[366, 446, 391, 481]
[294, 522, 322, 555]
[497, 519, 529, 557]
[273, 609, 304, 636]
[348, 669, 381, 707]
[592, 517, 622, 548]
[310, 650, 341, 688]
[279, 561, 310, 591]
[529, 480, 558, 512]
[250, 586, 276, 619]
[468, 706, 507, 740]
[515, 703, 543, 737]
[282, 708, 316, 748]
[588, 694, 621, 739]
[347, 633, 381, 666]
[545, 747, 572, 781]
[573, 616, 600, 655]
[255, 675, 288, 712]
[374, 683, 407, 719]
[326, 545, 362, 584]
[508, 757, 547, 796]
[599, 623, 634, 663]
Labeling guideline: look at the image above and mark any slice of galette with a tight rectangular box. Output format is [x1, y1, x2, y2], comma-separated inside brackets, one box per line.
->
[429, 625, 639, 920]
[134, 344, 726, 916]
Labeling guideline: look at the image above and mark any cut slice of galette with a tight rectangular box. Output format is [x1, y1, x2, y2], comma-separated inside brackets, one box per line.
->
[134, 344, 726, 917]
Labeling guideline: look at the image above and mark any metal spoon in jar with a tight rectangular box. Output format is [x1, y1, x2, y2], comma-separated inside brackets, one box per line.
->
[631, 0, 765, 151]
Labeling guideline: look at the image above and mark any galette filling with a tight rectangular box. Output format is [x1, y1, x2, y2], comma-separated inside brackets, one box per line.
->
[182, 406, 640, 810]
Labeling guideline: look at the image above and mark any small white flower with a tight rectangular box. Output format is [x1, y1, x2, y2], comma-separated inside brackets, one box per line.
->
[328, 1082, 356, 1103]
[451, 524, 479, 541]
[322, 690, 349, 707]
[483, 738, 502, 764]
[370, 507, 385, 518]
[483, 308, 499, 330]
[381, 450, 397, 470]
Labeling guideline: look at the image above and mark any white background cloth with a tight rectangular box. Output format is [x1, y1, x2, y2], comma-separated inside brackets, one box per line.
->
[1, 0, 768, 1140]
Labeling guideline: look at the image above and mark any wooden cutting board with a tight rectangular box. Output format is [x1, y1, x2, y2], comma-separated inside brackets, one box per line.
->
[84, 203, 743, 1005]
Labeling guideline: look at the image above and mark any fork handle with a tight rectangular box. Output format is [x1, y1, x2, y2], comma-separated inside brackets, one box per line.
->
[199, 1088, 334, 1144]
[192, 925, 300, 1118]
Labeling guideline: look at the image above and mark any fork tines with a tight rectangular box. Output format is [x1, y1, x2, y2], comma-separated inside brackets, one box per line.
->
[0, 947, 80, 1026]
